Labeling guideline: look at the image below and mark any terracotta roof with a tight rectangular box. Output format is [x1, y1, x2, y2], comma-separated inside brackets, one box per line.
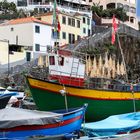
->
[0, 17, 52, 26]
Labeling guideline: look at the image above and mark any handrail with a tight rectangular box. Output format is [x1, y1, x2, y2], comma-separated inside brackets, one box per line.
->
[49, 70, 140, 91]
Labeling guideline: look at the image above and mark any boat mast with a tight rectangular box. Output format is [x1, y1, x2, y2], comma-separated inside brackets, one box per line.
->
[112, 15, 128, 82]
[116, 33, 128, 82]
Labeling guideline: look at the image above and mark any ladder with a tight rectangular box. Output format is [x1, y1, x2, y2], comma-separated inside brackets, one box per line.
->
[69, 57, 80, 86]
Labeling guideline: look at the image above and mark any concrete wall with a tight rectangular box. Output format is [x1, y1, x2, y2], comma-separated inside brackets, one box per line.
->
[9, 51, 26, 65]
[0, 40, 26, 69]
[0, 40, 8, 66]
[0, 23, 33, 46]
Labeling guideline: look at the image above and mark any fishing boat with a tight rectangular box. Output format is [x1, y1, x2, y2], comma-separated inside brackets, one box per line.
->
[25, 49, 140, 122]
[0, 104, 87, 139]
[25, 10, 140, 122]
[0, 92, 17, 109]
[82, 111, 140, 137]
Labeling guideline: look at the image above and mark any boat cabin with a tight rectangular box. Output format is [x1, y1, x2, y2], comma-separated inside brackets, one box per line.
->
[47, 52, 86, 87]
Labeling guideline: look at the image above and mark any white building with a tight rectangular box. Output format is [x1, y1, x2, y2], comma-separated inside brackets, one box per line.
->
[89, 0, 139, 30]
[0, 39, 27, 72]
[0, 17, 54, 61]
[0, 40, 9, 69]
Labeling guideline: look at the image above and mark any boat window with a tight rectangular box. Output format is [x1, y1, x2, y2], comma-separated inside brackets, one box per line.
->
[49, 56, 55, 65]
[58, 56, 64, 66]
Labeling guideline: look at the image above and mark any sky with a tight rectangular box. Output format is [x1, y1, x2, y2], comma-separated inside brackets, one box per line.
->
[136, 0, 140, 20]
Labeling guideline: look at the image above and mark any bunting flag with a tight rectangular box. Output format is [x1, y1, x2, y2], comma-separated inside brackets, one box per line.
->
[53, 0, 61, 32]
[111, 15, 117, 45]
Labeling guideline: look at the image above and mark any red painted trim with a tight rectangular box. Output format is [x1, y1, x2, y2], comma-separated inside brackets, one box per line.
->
[48, 75, 84, 87]
[117, 128, 140, 134]
[30, 85, 140, 101]
[130, 128, 140, 133]
[0, 115, 82, 132]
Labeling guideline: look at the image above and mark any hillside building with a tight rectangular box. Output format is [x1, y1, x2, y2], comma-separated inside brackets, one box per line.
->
[36, 11, 92, 46]
[89, 0, 139, 30]
[0, 17, 53, 62]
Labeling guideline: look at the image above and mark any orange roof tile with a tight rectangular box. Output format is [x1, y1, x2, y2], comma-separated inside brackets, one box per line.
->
[1, 17, 52, 26]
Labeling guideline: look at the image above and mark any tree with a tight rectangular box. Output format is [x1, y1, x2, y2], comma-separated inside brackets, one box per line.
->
[91, 4, 128, 22]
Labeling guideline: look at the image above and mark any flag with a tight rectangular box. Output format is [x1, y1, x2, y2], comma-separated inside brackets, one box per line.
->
[111, 15, 117, 45]
[53, 0, 57, 31]
[53, 0, 61, 32]
[56, 8, 61, 32]
[57, 21, 61, 32]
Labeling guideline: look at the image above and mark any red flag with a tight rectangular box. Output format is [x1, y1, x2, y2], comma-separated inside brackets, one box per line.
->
[111, 15, 117, 45]
[57, 21, 61, 32]
[56, 9, 61, 32]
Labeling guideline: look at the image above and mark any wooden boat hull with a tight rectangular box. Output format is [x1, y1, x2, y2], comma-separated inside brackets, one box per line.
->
[0, 105, 87, 138]
[26, 76, 140, 121]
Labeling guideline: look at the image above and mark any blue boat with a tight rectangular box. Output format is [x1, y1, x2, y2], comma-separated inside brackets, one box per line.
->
[0, 104, 87, 139]
[0, 93, 17, 109]
[82, 112, 140, 137]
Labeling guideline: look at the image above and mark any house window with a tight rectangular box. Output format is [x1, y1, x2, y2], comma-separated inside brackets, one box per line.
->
[77, 35, 81, 41]
[83, 28, 86, 33]
[123, 4, 129, 12]
[88, 29, 90, 36]
[35, 25, 40, 33]
[49, 56, 55, 65]
[117, 3, 123, 8]
[130, 17, 134, 23]
[68, 33, 75, 44]
[100, 5, 103, 10]
[62, 16, 66, 24]
[54, 42, 59, 47]
[35, 44, 40, 51]
[62, 32, 66, 39]
[72, 19, 75, 27]
[26, 52, 31, 61]
[87, 18, 90, 25]
[68, 18, 72, 25]
[58, 56, 64, 66]
[130, 7, 136, 13]
[83, 17, 86, 23]
[77, 20, 80, 28]
[11, 27, 14, 31]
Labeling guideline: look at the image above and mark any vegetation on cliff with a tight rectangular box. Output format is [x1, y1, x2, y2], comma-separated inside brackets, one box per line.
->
[91, 3, 128, 21]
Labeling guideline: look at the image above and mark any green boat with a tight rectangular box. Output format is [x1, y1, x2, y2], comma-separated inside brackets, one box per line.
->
[25, 45, 140, 122]
[26, 75, 140, 122]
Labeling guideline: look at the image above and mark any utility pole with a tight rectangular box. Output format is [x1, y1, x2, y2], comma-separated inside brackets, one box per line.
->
[7, 40, 10, 77]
